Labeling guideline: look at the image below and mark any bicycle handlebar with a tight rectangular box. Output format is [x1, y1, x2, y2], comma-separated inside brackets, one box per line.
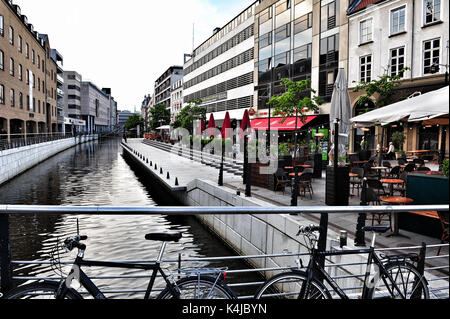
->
[297, 225, 321, 236]
[64, 235, 88, 251]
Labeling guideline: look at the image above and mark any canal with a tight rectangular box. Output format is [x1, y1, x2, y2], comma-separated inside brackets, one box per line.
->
[0, 138, 260, 298]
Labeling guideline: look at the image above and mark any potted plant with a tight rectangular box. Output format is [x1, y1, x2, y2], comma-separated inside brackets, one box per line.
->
[391, 132, 406, 159]
[443, 159, 449, 178]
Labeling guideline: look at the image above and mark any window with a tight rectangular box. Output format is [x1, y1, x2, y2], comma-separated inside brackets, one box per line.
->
[424, 0, 441, 24]
[26, 69, 30, 84]
[32, 50, 35, 64]
[9, 26, 14, 45]
[294, 13, 313, 34]
[423, 38, 440, 74]
[275, 24, 291, 42]
[321, 1, 337, 31]
[37, 55, 40, 68]
[26, 43, 29, 58]
[259, 32, 272, 48]
[360, 19, 372, 44]
[390, 47, 406, 77]
[360, 55, 372, 83]
[10, 89, 14, 107]
[19, 92, 23, 109]
[0, 15, 4, 36]
[9, 58, 14, 76]
[0, 85, 4, 104]
[391, 6, 406, 34]
[0, 50, 3, 70]
[260, 7, 272, 24]
[18, 64, 22, 81]
[18, 35, 22, 52]
[276, 0, 291, 15]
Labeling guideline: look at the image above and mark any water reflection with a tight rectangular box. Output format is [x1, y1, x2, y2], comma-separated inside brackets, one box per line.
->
[0, 138, 258, 298]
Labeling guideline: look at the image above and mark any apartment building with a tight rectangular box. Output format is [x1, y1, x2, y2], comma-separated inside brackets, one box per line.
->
[253, 0, 350, 120]
[141, 94, 152, 132]
[0, 0, 59, 140]
[154, 66, 183, 109]
[347, 0, 449, 152]
[170, 79, 183, 122]
[51, 49, 64, 133]
[183, 2, 257, 127]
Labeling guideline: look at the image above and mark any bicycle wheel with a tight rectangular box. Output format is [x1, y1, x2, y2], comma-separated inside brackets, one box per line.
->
[254, 271, 331, 299]
[157, 276, 237, 299]
[368, 261, 429, 299]
[3, 281, 83, 300]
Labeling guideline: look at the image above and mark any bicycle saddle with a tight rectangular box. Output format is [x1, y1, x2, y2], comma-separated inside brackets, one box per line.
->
[145, 232, 183, 242]
[363, 226, 391, 233]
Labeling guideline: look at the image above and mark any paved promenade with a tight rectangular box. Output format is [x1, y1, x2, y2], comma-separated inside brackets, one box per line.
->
[124, 139, 448, 297]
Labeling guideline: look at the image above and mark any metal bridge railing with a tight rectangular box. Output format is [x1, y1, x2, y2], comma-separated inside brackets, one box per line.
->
[1, 205, 449, 298]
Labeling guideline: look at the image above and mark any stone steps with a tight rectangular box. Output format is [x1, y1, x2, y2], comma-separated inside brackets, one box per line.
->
[142, 139, 244, 176]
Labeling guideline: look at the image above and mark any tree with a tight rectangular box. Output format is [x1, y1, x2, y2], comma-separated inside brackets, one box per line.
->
[125, 114, 144, 131]
[353, 66, 410, 109]
[149, 104, 171, 131]
[268, 78, 323, 158]
[171, 99, 206, 135]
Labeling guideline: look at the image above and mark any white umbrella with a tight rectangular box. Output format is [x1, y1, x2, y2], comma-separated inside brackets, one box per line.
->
[329, 68, 352, 166]
[351, 86, 449, 126]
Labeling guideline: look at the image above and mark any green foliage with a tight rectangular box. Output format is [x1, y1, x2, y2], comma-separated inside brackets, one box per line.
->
[125, 114, 144, 131]
[442, 159, 449, 177]
[149, 104, 171, 131]
[271, 143, 290, 157]
[353, 66, 410, 108]
[171, 99, 206, 134]
[269, 78, 323, 124]
[391, 131, 406, 149]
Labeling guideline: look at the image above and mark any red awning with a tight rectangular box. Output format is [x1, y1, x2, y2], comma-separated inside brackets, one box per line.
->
[250, 116, 317, 131]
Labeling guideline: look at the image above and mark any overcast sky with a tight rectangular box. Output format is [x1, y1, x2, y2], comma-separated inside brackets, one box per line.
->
[13, 0, 253, 112]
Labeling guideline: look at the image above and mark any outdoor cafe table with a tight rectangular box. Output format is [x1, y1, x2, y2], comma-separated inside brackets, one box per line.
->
[380, 179, 405, 196]
[380, 196, 414, 238]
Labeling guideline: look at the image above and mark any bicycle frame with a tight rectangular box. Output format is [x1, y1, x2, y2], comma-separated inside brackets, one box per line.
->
[56, 243, 180, 300]
[300, 246, 408, 299]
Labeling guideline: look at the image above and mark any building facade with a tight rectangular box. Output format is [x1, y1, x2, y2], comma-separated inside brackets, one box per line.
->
[347, 0, 449, 153]
[253, 0, 350, 118]
[0, 0, 59, 141]
[183, 2, 257, 126]
[170, 79, 183, 122]
[141, 94, 152, 131]
[80, 81, 111, 134]
[50, 49, 64, 133]
[154, 66, 183, 109]
[62, 70, 85, 134]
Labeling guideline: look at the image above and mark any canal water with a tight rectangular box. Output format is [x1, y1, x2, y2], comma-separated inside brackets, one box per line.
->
[0, 138, 260, 298]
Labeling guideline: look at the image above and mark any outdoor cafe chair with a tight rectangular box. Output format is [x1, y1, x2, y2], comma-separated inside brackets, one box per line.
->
[414, 158, 425, 167]
[437, 212, 449, 256]
[404, 163, 416, 173]
[416, 166, 431, 172]
[387, 166, 401, 179]
[363, 163, 377, 178]
[350, 168, 364, 196]
[393, 172, 408, 196]
[398, 158, 407, 166]
[367, 179, 388, 197]
[367, 189, 393, 230]
[298, 172, 314, 199]
[274, 169, 291, 195]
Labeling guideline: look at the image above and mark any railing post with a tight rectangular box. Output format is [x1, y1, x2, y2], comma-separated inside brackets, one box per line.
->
[0, 214, 12, 293]
[291, 167, 299, 207]
[411, 242, 427, 299]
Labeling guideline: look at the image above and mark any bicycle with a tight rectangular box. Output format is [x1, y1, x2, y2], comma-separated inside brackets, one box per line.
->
[254, 225, 429, 299]
[4, 232, 236, 299]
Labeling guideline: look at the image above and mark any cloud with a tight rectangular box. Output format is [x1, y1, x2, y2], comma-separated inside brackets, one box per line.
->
[12, 0, 253, 111]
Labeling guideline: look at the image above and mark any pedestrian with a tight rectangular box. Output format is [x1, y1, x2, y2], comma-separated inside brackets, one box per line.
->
[232, 144, 239, 160]
[124, 131, 128, 143]
[387, 142, 395, 160]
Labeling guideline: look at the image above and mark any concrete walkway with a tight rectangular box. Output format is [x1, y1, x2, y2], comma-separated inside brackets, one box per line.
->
[125, 139, 448, 297]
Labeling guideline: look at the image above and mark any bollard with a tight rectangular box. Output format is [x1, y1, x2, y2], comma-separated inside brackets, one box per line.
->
[0, 215, 12, 293]
[355, 178, 368, 247]
[218, 145, 224, 187]
[160, 168, 163, 174]
[150, 161, 152, 166]
[167, 172, 170, 180]
[340, 230, 348, 248]
[175, 178, 179, 186]
[155, 164, 158, 170]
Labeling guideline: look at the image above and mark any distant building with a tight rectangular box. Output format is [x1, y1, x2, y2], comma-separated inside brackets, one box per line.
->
[63, 71, 85, 134]
[117, 110, 137, 128]
[141, 94, 152, 132]
[80, 81, 110, 134]
[170, 80, 183, 122]
[51, 49, 64, 133]
[154, 66, 183, 109]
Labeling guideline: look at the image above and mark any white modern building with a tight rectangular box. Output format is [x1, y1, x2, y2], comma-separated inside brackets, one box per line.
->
[170, 79, 183, 122]
[183, 1, 258, 126]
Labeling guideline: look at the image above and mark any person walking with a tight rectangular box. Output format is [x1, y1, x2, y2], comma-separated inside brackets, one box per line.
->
[387, 142, 395, 160]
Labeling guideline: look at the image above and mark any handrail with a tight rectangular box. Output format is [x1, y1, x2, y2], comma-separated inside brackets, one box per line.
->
[1, 205, 448, 215]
